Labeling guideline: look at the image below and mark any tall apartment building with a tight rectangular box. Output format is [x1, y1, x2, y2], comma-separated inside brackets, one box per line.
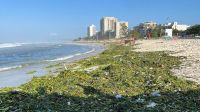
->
[100, 17, 128, 39]
[100, 17, 118, 39]
[87, 24, 96, 37]
[100, 17, 118, 33]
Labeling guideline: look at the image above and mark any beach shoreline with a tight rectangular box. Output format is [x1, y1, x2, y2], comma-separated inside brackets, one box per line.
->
[0, 43, 106, 88]
[1, 44, 200, 111]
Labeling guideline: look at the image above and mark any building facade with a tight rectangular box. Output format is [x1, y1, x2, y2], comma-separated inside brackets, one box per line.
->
[100, 17, 118, 39]
[116, 21, 129, 38]
[139, 21, 157, 30]
[87, 24, 96, 37]
[100, 17, 118, 34]
[171, 22, 190, 31]
[165, 29, 173, 37]
[100, 17, 128, 39]
[138, 21, 157, 38]
[164, 22, 190, 31]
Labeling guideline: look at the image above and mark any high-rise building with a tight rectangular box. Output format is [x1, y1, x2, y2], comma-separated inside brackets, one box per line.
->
[87, 24, 96, 37]
[100, 17, 129, 39]
[116, 21, 129, 38]
[100, 17, 118, 39]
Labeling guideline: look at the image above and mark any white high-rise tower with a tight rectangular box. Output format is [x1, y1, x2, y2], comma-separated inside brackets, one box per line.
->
[87, 24, 96, 37]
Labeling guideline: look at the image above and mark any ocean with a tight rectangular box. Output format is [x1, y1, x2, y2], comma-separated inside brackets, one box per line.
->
[0, 43, 104, 88]
[0, 43, 94, 72]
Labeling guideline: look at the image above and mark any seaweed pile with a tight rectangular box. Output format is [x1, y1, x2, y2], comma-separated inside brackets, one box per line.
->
[0, 45, 200, 111]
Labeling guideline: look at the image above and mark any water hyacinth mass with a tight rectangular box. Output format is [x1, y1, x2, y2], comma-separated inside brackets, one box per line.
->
[0, 45, 200, 111]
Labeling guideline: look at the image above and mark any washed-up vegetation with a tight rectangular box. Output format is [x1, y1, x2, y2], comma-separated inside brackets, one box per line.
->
[45, 63, 62, 69]
[26, 70, 37, 75]
[0, 45, 200, 111]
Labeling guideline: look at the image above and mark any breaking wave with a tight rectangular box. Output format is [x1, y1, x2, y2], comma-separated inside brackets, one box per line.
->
[46, 48, 95, 62]
[0, 65, 23, 72]
[0, 43, 22, 49]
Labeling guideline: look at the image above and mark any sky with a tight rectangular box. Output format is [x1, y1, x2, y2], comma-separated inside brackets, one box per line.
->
[0, 0, 200, 43]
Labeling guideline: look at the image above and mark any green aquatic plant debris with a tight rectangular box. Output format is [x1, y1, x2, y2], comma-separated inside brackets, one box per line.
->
[0, 45, 200, 111]
[45, 63, 62, 69]
[26, 70, 37, 74]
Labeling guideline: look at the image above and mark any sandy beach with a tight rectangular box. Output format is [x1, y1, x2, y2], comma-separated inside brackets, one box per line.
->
[134, 39, 200, 84]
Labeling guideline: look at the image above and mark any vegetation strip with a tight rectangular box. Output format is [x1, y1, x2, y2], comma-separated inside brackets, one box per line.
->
[26, 70, 37, 75]
[0, 45, 200, 111]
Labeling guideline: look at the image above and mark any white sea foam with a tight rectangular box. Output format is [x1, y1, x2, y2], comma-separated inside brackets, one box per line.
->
[0, 43, 22, 49]
[47, 55, 75, 62]
[82, 48, 95, 54]
[0, 65, 23, 72]
[75, 53, 82, 56]
[46, 48, 96, 62]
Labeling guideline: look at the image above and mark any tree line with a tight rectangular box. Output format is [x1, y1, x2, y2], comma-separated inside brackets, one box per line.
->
[128, 24, 200, 39]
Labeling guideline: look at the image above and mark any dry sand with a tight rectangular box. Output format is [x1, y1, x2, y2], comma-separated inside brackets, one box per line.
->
[134, 39, 200, 84]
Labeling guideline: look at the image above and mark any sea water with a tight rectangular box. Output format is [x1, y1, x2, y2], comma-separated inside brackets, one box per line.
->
[0, 43, 94, 72]
[0, 42, 101, 88]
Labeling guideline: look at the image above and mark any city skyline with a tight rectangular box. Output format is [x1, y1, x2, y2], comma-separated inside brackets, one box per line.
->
[0, 0, 200, 42]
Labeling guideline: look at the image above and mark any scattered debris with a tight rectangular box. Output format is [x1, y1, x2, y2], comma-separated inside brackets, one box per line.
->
[115, 94, 122, 99]
[113, 55, 122, 58]
[73, 65, 81, 70]
[151, 90, 161, 97]
[67, 101, 71, 105]
[104, 71, 109, 75]
[146, 102, 157, 108]
[84, 66, 99, 72]
[136, 98, 145, 103]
